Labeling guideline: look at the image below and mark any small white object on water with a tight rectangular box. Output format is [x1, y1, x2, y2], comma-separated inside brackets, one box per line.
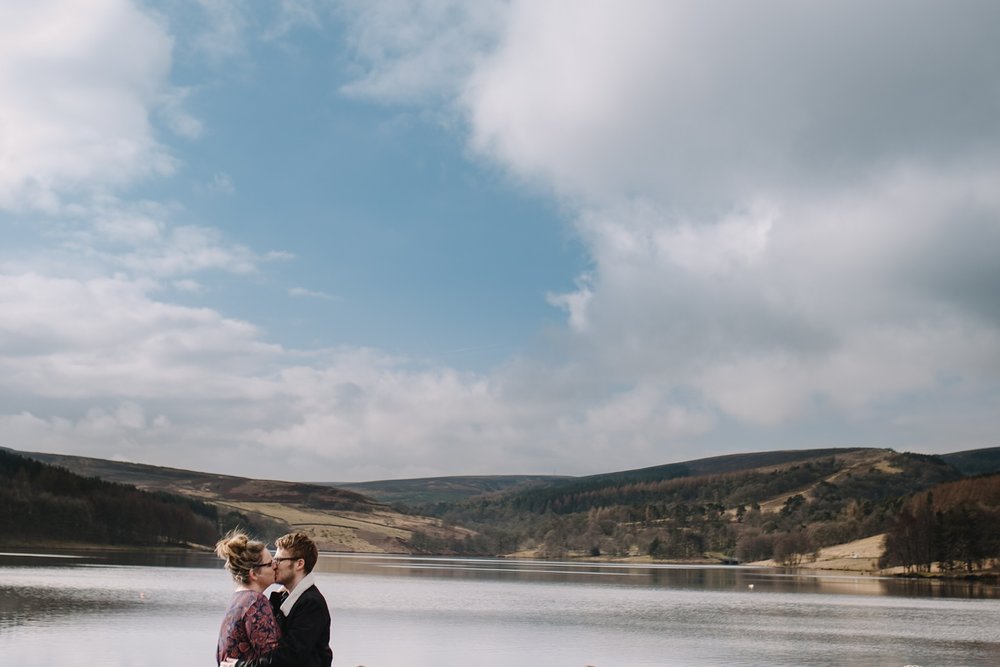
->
[747, 584, 754, 590]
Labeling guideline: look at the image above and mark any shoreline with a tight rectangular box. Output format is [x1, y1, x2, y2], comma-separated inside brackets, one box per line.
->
[3, 542, 996, 582]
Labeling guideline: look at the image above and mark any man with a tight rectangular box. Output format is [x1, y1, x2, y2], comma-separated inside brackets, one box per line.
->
[230, 531, 333, 667]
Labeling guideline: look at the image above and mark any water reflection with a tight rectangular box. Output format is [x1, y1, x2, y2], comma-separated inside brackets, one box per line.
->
[2, 550, 999, 667]
[315, 552, 1000, 599]
[0, 548, 219, 569]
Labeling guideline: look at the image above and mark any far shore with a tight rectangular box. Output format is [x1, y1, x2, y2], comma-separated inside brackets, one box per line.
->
[500, 533, 1000, 580]
[4, 538, 998, 581]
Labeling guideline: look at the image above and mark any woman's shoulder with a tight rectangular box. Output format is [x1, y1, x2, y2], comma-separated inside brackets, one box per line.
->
[228, 589, 267, 610]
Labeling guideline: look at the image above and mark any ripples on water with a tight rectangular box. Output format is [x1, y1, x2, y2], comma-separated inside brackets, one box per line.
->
[1, 550, 999, 666]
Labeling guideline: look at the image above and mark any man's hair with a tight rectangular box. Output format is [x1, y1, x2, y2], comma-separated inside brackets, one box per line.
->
[275, 531, 319, 573]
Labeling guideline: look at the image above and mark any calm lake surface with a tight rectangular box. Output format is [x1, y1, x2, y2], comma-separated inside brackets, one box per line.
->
[2, 550, 999, 666]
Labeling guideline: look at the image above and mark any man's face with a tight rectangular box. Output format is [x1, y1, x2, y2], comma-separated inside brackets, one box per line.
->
[272, 548, 300, 587]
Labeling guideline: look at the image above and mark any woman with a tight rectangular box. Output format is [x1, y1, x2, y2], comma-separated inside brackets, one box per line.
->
[215, 530, 282, 665]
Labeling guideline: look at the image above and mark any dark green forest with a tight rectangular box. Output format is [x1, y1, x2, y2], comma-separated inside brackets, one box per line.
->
[0, 449, 285, 547]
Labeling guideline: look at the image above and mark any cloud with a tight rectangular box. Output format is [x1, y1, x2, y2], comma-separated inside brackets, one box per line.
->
[262, 0, 324, 41]
[41, 197, 281, 279]
[0, 269, 544, 478]
[333, 1, 1000, 458]
[4, 2, 1000, 482]
[464, 1, 1000, 208]
[0, 272, 273, 397]
[337, 0, 507, 105]
[0, 261, 723, 479]
[200, 172, 235, 195]
[189, 0, 251, 65]
[289, 287, 335, 300]
[172, 279, 202, 293]
[157, 87, 204, 139]
[469, 2, 1000, 425]
[0, 0, 179, 211]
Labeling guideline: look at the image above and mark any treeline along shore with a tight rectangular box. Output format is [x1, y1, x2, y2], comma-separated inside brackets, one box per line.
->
[3, 445, 1000, 578]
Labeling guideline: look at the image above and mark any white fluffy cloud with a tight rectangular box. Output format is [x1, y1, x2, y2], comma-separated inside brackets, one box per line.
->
[0, 270, 596, 479]
[0, 0, 179, 210]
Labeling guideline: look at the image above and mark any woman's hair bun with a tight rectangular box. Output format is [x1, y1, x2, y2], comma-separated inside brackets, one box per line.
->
[215, 530, 250, 561]
[215, 529, 268, 583]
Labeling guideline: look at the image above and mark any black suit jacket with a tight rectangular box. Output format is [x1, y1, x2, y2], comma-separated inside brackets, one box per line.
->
[239, 585, 332, 667]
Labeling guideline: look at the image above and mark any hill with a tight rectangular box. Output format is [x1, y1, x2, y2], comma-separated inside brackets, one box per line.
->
[21, 449, 375, 511]
[465, 447, 876, 515]
[420, 447, 968, 564]
[334, 474, 570, 506]
[11, 444, 998, 571]
[940, 446, 1000, 476]
[11, 448, 472, 554]
[0, 448, 219, 548]
[333, 447, 999, 518]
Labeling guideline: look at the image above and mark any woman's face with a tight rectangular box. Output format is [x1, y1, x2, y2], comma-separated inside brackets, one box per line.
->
[251, 550, 276, 589]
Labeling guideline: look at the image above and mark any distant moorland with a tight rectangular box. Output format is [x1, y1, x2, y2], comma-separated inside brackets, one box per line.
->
[4, 444, 999, 575]
[2, 446, 471, 553]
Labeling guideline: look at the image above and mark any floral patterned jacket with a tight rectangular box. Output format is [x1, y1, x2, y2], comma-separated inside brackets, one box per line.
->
[217, 590, 281, 664]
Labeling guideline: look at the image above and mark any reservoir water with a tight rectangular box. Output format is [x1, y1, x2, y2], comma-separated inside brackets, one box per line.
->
[1, 549, 998, 666]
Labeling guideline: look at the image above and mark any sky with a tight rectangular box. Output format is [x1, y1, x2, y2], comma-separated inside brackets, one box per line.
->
[2, 0, 999, 483]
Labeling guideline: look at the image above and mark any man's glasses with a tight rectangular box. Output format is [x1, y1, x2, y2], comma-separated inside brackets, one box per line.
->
[271, 557, 301, 564]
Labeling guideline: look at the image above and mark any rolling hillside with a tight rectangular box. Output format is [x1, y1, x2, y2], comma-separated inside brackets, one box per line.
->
[11, 444, 998, 570]
[0, 448, 218, 548]
[12, 448, 472, 554]
[940, 446, 1000, 476]
[334, 474, 570, 506]
[439, 447, 961, 518]
[21, 449, 375, 510]
[417, 447, 978, 566]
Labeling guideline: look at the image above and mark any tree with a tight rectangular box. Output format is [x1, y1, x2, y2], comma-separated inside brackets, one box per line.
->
[773, 530, 812, 567]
